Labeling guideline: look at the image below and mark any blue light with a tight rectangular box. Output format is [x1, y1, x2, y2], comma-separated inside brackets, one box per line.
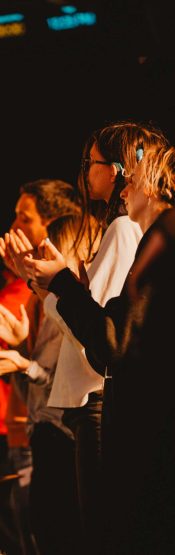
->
[60, 6, 77, 15]
[0, 13, 24, 25]
[47, 12, 97, 31]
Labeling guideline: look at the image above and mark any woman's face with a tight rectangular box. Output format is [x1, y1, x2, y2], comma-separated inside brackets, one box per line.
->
[87, 143, 115, 203]
[120, 162, 148, 224]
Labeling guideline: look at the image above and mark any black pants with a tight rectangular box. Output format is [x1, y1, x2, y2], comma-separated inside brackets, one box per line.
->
[30, 422, 81, 555]
[63, 390, 106, 555]
[0, 439, 38, 555]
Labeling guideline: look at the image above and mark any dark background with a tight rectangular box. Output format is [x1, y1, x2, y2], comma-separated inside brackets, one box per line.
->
[0, 0, 175, 234]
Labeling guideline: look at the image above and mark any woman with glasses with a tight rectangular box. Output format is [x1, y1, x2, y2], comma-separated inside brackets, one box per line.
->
[43, 122, 156, 554]
[24, 141, 175, 555]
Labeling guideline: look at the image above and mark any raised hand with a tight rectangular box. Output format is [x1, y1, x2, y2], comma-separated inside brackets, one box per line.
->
[0, 232, 19, 275]
[7, 229, 35, 282]
[0, 303, 29, 346]
[0, 236, 6, 258]
[23, 238, 66, 289]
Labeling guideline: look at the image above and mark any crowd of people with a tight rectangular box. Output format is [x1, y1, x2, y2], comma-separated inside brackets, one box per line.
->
[0, 120, 175, 555]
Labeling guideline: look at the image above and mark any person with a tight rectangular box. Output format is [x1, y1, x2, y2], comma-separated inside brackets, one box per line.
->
[0, 178, 81, 555]
[0, 242, 32, 555]
[0, 207, 101, 555]
[39, 121, 167, 554]
[22, 142, 175, 554]
[5, 122, 169, 555]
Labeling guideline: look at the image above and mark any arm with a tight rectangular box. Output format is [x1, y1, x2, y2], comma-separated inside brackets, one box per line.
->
[0, 349, 51, 385]
[49, 269, 117, 375]
[0, 350, 29, 375]
[23, 238, 118, 375]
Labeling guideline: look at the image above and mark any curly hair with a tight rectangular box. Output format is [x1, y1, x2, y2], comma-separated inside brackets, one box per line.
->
[137, 145, 175, 205]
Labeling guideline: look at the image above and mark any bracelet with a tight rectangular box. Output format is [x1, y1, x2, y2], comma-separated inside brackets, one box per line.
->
[27, 279, 36, 294]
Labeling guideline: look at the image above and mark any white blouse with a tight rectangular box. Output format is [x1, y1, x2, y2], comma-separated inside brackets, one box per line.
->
[46, 216, 142, 408]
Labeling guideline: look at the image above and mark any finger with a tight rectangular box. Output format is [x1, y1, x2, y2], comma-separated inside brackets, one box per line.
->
[38, 240, 46, 259]
[9, 231, 26, 253]
[4, 233, 10, 246]
[0, 350, 10, 357]
[23, 258, 37, 279]
[0, 246, 5, 258]
[0, 350, 14, 360]
[19, 304, 29, 327]
[0, 359, 18, 374]
[23, 256, 38, 268]
[0, 304, 16, 325]
[0, 237, 6, 257]
[16, 229, 33, 250]
[8, 233, 20, 255]
[44, 238, 60, 259]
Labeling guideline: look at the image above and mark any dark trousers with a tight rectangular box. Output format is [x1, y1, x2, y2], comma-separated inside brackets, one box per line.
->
[30, 422, 81, 555]
[63, 390, 106, 555]
[0, 439, 38, 555]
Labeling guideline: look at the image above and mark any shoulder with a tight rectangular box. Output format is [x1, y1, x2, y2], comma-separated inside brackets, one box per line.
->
[113, 215, 142, 234]
[104, 215, 141, 234]
[102, 216, 142, 245]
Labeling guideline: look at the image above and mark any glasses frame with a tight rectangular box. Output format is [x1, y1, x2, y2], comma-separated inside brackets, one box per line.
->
[81, 158, 125, 175]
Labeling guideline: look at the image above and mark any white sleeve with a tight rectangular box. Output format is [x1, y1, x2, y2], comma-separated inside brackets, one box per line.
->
[25, 360, 50, 384]
[87, 216, 142, 306]
[43, 292, 73, 336]
[43, 292, 87, 348]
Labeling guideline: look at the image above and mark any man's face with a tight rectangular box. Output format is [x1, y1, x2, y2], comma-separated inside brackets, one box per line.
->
[12, 193, 48, 247]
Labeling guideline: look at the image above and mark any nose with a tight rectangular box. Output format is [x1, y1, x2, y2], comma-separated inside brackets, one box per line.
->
[120, 184, 129, 200]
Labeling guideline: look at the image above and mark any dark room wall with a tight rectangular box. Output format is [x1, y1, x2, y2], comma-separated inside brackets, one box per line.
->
[0, 0, 175, 234]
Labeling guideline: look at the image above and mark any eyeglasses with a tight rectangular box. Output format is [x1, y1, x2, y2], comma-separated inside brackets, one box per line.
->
[81, 158, 125, 175]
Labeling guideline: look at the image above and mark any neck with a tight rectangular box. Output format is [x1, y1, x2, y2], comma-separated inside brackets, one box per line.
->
[138, 201, 171, 234]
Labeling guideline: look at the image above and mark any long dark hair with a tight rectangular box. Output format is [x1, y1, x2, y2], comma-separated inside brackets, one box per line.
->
[78, 121, 169, 228]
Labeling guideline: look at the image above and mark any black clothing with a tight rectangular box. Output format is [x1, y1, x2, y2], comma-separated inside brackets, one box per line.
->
[48, 208, 175, 554]
[30, 422, 81, 555]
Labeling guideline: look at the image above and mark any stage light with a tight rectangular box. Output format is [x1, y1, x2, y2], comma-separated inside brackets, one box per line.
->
[0, 13, 24, 25]
[0, 13, 26, 38]
[47, 10, 97, 31]
[60, 6, 77, 14]
[0, 22, 26, 38]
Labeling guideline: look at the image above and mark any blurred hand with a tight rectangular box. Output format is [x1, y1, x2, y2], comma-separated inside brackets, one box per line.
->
[0, 357, 18, 375]
[0, 304, 29, 346]
[0, 233, 18, 276]
[8, 229, 35, 282]
[24, 238, 66, 289]
[0, 350, 29, 373]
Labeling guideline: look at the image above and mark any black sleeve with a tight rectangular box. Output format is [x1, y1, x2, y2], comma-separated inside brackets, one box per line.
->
[48, 268, 119, 376]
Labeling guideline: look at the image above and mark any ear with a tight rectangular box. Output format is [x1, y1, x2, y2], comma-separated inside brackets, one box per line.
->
[110, 163, 118, 183]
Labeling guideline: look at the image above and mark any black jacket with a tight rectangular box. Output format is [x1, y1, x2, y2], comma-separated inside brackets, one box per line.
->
[49, 208, 175, 554]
